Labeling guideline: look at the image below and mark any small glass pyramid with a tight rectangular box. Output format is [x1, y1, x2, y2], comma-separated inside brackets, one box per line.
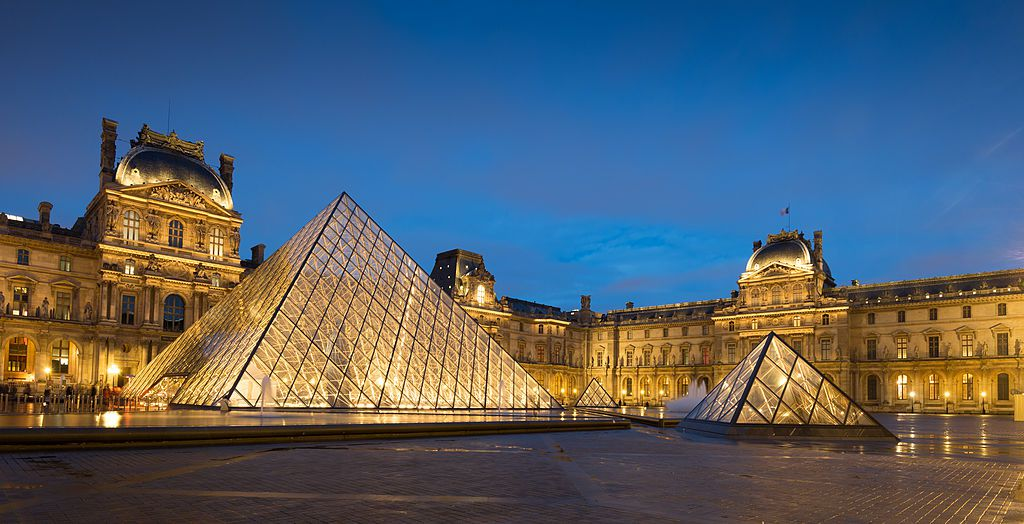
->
[681, 332, 895, 439]
[573, 378, 618, 408]
[125, 194, 561, 410]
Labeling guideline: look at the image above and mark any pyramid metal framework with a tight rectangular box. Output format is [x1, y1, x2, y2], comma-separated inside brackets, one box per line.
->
[681, 332, 895, 439]
[573, 378, 618, 408]
[125, 193, 561, 410]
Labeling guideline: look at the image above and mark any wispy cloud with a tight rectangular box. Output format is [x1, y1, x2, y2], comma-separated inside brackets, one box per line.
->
[982, 125, 1023, 158]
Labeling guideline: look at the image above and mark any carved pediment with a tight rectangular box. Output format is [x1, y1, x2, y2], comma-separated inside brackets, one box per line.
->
[119, 182, 233, 216]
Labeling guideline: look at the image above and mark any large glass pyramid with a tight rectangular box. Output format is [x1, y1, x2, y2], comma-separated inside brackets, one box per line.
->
[125, 193, 561, 410]
[573, 378, 618, 408]
[681, 332, 895, 439]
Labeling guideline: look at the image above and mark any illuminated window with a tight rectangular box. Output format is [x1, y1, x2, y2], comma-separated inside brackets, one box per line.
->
[896, 336, 908, 359]
[866, 313, 874, 325]
[997, 303, 1007, 316]
[928, 374, 939, 400]
[961, 373, 974, 400]
[120, 294, 136, 325]
[209, 227, 224, 256]
[12, 286, 29, 317]
[124, 259, 135, 275]
[867, 375, 879, 401]
[475, 284, 485, 304]
[6, 337, 28, 372]
[792, 316, 801, 327]
[16, 249, 29, 265]
[59, 255, 71, 272]
[929, 308, 937, 321]
[771, 287, 782, 305]
[997, 332, 1009, 356]
[163, 294, 186, 332]
[962, 305, 971, 319]
[896, 374, 909, 400]
[51, 339, 70, 374]
[822, 313, 830, 325]
[55, 292, 71, 320]
[679, 376, 690, 396]
[928, 335, 940, 358]
[997, 373, 1010, 401]
[751, 319, 759, 330]
[820, 338, 832, 360]
[625, 378, 633, 396]
[866, 339, 877, 360]
[960, 333, 974, 357]
[168, 220, 184, 248]
[897, 310, 906, 323]
[211, 273, 221, 288]
[122, 210, 140, 241]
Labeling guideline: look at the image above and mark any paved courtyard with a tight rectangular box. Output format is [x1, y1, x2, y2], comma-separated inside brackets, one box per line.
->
[0, 414, 1021, 523]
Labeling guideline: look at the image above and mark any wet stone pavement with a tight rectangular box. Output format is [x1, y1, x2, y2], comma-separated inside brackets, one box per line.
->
[0, 414, 1021, 523]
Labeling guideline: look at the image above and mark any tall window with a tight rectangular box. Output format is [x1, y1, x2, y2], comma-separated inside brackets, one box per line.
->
[997, 373, 1010, 401]
[997, 303, 1007, 316]
[475, 284, 485, 305]
[122, 210, 140, 241]
[679, 376, 690, 396]
[59, 255, 71, 272]
[16, 249, 29, 265]
[897, 310, 906, 323]
[163, 294, 186, 332]
[771, 287, 782, 305]
[792, 316, 801, 327]
[867, 313, 875, 325]
[702, 325, 710, 336]
[929, 308, 938, 321]
[866, 339, 877, 360]
[211, 273, 221, 288]
[661, 347, 670, 365]
[928, 374, 940, 400]
[727, 342, 736, 363]
[50, 339, 70, 374]
[625, 378, 633, 396]
[867, 375, 879, 401]
[682, 326, 689, 336]
[997, 332, 1009, 356]
[644, 329, 650, 338]
[11, 286, 30, 316]
[702, 346, 711, 365]
[209, 227, 225, 256]
[6, 337, 28, 372]
[662, 328, 669, 337]
[896, 336, 908, 359]
[538, 325, 544, 334]
[960, 333, 974, 357]
[961, 373, 974, 400]
[596, 351, 604, 367]
[55, 291, 71, 320]
[822, 313, 831, 326]
[626, 350, 634, 367]
[120, 294, 136, 325]
[962, 305, 971, 319]
[642, 350, 651, 366]
[124, 259, 135, 275]
[896, 374, 909, 400]
[792, 338, 803, 355]
[168, 219, 184, 248]
[928, 335, 940, 358]
[728, 321, 735, 331]
[820, 339, 832, 360]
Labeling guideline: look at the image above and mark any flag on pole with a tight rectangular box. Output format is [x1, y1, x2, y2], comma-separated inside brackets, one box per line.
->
[779, 206, 790, 216]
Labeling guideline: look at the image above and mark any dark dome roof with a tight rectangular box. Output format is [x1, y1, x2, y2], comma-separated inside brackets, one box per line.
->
[115, 147, 233, 210]
[746, 239, 812, 272]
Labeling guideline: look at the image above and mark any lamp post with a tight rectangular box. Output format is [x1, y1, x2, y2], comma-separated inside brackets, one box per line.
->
[944, 391, 950, 414]
[107, 363, 121, 388]
[44, 367, 51, 385]
[909, 391, 916, 413]
[981, 391, 987, 414]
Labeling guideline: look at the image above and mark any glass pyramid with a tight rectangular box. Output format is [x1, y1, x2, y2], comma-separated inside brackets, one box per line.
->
[125, 193, 561, 410]
[573, 378, 618, 408]
[681, 332, 895, 439]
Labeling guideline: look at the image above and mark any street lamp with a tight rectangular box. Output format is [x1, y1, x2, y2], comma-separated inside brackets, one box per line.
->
[909, 391, 916, 413]
[44, 367, 52, 384]
[944, 391, 951, 414]
[107, 363, 121, 387]
[981, 391, 987, 414]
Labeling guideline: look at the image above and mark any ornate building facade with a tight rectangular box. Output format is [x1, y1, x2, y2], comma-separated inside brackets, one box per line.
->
[0, 119, 260, 390]
[434, 230, 1023, 414]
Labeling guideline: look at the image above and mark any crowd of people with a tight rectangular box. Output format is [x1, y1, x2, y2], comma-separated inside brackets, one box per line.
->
[0, 382, 127, 412]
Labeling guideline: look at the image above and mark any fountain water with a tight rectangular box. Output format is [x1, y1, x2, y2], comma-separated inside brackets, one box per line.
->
[664, 383, 708, 416]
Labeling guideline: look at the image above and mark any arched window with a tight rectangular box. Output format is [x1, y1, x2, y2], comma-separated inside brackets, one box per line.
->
[997, 373, 1010, 401]
[475, 284, 485, 304]
[122, 210, 140, 241]
[961, 373, 974, 400]
[793, 316, 802, 327]
[51, 339, 71, 374]
[624, 378, 633, 396]
[821, 314, 830, 326]
[678, 376, 690, 396]
[209, 227, 225, 256]
[6, 337, 29, 373]
[771, 287, 782, 305]
[867, 375, 880, 401]
[163, 294, 186, 332]
[211, 273, 221, 287]
[124, 259, 135, 275]
[896, 374, 909, 400]
[727, 320, 735, 332]
[168, 220, 184, 248]
[928, 374, 940, 400]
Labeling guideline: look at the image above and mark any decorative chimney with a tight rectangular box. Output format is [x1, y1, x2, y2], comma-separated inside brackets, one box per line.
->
[813, 230, 823, 264]
[625, 301, 634, 309]
[219, 153, 235, 191]
[580, 295, 591, 311]
[752, 240, 762, 252]
[250, 244, 266, 266]
[100, 118, 118, 183]
[38, 202, 52, 228]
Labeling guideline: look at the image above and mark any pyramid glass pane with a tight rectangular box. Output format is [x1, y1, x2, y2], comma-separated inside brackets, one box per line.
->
[128, 193, 559, 410]
[573, 378, 618, 408]
[682, 332, 894, 439]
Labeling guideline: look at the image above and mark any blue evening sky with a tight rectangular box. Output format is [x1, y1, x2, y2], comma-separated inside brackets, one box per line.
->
[1, 2, 1022, 312]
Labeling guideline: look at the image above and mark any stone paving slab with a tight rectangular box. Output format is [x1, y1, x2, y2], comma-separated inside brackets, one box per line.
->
[0, 414, 1020, 522]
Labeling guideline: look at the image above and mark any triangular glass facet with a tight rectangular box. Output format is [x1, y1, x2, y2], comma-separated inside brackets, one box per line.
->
[683, 332, 893, 438]
[126, 194, 559, 410]
[573, 378, 618, 408]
